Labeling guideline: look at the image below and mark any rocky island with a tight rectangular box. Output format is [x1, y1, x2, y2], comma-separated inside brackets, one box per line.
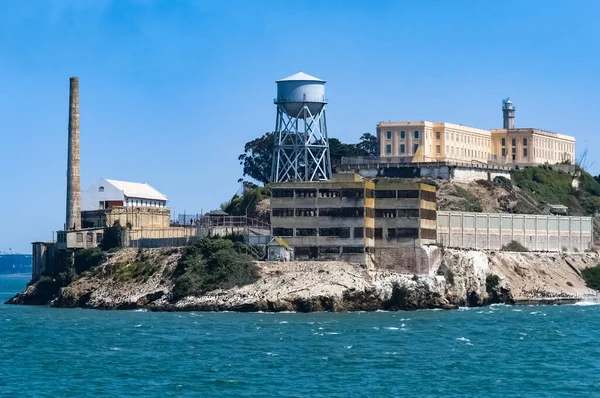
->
[8, 236, 600, 312]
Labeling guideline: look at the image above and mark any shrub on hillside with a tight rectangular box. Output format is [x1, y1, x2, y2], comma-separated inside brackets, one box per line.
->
[172, 237, 260, 301]
[74, 247, 104, 275]
[581, 264, 600, 291]
[101, 220, 127, 251]
[486, 274, 500, 294]
[454, 185, 483, 212]
[501, 240, 529, 252]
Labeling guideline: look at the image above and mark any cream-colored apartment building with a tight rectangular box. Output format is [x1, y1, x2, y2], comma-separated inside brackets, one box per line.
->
[377, 121, 575, 166]
[377, 121, 491, 163]
[489, 128, 575, 165]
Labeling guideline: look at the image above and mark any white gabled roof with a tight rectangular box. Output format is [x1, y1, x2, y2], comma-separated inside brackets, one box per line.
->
[276, 72, 325, 83]
[105, 179, 168, 201]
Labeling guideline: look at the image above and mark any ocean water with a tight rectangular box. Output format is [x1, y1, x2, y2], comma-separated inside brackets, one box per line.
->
[2, 275, 600, 397]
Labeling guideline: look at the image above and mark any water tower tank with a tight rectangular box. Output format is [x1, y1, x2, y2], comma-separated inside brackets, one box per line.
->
[275, 72, 326, 118]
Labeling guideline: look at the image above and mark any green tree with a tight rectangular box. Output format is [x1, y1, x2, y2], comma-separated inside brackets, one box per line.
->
[101, 220, 127, 251]
[358, 133, 378, 156]
[238, 132, 378, 184]
[238, 132, 274, 185]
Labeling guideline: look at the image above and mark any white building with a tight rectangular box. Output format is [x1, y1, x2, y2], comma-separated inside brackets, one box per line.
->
[82, 178, 168, 211]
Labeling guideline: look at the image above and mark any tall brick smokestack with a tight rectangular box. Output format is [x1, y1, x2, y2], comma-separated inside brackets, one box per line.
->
[66, 77, 81, 230]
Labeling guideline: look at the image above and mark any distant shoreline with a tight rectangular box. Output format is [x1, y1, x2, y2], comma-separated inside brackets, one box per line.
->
[0, 273, 31, 278]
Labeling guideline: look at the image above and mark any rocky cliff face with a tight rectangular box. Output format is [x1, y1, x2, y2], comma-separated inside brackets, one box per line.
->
[7, 247, 599, 311]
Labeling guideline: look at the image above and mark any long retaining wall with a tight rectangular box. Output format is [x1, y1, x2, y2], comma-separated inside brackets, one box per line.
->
[437, 211, 593, 252]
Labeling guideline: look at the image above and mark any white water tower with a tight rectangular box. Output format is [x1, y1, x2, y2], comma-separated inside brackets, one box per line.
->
[271, 72, 332, 182]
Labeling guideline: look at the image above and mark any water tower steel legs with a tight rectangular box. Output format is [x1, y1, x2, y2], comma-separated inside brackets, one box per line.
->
[271, 104, 332, 182]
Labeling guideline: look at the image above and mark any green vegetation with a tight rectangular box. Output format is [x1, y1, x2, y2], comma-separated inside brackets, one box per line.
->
[454, 185, 483, 212]
[35, 273, 71, 302]
[238, 132, 378, 184]
[101, 220, 127, 251]
[74, 247, 104, 275]
[501, 240, 529, 252]
[581, 264, 600, 291]
[172, 237, 260, 301]
[511, 165, 600, 215]
[222, 185, 272, 219]
[486, 274, 500, 294]
[114, 261, 158, 283]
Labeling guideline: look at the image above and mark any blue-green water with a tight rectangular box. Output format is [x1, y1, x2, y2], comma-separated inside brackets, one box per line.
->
[2, 275, 600, 397]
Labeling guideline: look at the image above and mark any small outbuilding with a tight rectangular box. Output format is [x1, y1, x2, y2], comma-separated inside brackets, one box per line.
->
[267, 237, 293, 261]
[543, 204, 568, 216]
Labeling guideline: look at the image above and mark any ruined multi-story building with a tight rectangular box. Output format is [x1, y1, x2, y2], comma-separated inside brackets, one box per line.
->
[270, 174, 437, 271]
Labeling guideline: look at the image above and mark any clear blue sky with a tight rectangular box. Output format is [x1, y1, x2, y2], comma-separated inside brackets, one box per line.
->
[1, 0, 599, 252]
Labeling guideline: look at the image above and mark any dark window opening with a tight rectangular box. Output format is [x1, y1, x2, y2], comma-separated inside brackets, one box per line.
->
[375, 209, 396, 218]
[397, 228, 419, 238]
[397, 209, 420, 218]
[343, 246, 365, 254]
[365, 208, 375, 218]
[374, 228, 383, 239]
[319, 189, 342, 198]
[375, 190, 396, 198]
[397, 190, 419, 198]
[366, 228, 375, 239]
[341, 188, 364, 198]
[295, 189, 317, 198]
[295, 208, 317, 217]
[319, 228, 351, 238]
[319, 247, 341, 254]
[272, 189, 293, 198]
[273, 228, 293, 236]
[353, 227, 364, 238]
[340, 207, 364, 218]
[272, 208, 294, 217]
[319, 208, 341, 217]
[296, 228, 317, 237]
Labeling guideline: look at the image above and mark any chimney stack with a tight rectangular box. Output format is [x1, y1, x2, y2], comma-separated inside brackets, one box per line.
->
[66, 77, 81, 230]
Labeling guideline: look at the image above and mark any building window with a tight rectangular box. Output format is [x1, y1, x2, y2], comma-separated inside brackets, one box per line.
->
[386, 131, 392, 139]
[99, 201, 104, 210]
[414, 131, 419, 139]
[413, 144, 419, 153]
[436, 131, 440, 140]
[512, 138, 516, 146]
[400, 131, 405, 139]
[523, 148, 528, 157]
[98, 186, 104, 192]
[386, 144, 392, 154]
[502, 148, 506, 157]
[400, 144, 405, 153]
[436, 145, 441, 154]
[76, 233, 83, 243]
[523, 138, 528, 146]
[501, 138, 506, 146]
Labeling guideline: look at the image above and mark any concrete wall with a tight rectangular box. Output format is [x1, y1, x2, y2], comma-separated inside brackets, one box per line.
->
[82, 207, 171, 230]
[338, 161, 512, 183]
[452, 167, 512, 183]
[372, 245, 442, 275]
[437, 211, 593, 252]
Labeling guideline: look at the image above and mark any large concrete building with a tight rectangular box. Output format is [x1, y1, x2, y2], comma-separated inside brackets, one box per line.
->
[270, 174, 437, 270]
[376, 99, 576, 166]
[489, 128, 575, 165]
[377, 121, 491, 163]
